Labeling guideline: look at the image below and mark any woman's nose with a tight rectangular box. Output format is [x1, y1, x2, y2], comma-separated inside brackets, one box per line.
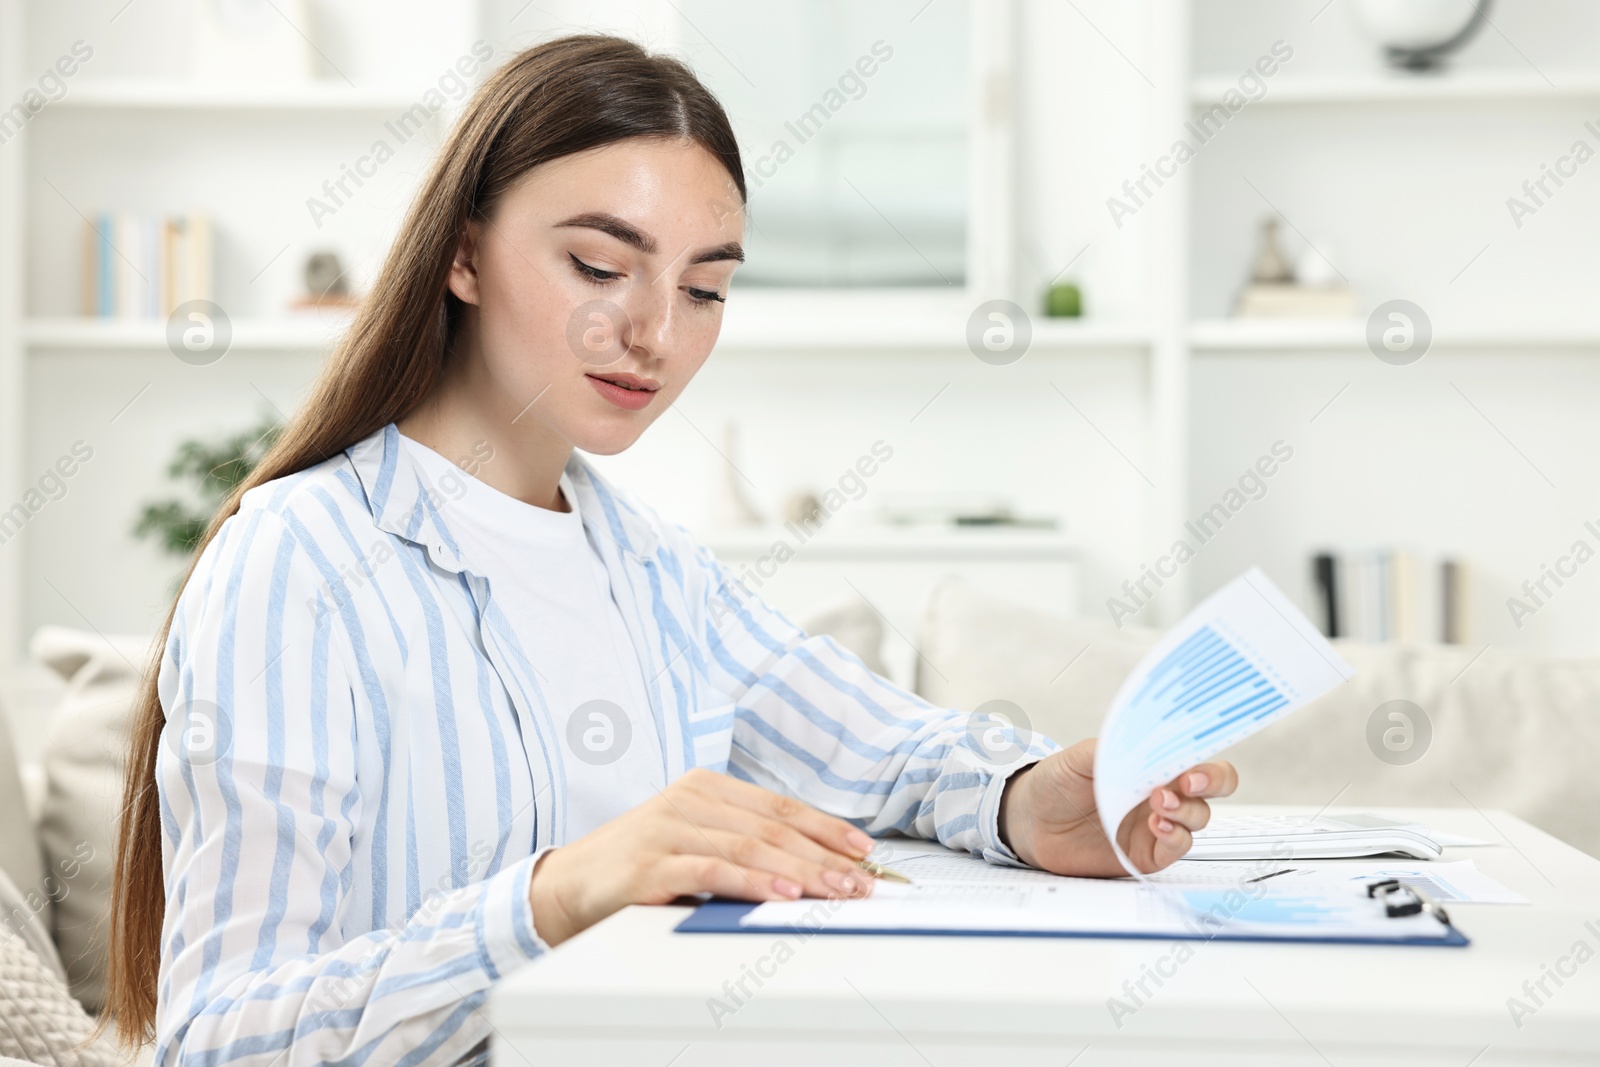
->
[622, 279, 677, 359]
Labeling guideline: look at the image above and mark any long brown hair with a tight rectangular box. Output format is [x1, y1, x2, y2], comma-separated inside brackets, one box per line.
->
[104, 33, 746, 1043]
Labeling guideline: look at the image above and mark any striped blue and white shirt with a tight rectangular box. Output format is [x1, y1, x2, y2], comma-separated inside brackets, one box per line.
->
[155, 423, 1057, 1066]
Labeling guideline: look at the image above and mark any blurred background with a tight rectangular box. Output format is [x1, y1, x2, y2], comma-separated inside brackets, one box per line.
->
[5, 0, 1600, 711]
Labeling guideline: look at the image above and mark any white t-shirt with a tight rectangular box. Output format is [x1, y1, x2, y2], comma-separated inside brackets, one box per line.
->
[400, 435, 665, 841]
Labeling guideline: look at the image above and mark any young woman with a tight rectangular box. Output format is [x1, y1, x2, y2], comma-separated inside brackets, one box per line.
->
[106, 34, 1236, 1066]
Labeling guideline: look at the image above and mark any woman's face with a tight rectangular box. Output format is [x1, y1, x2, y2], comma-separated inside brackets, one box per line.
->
[449, 136, 744, 456]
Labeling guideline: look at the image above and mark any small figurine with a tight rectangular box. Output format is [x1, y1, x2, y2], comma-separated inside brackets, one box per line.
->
[1249, 217, 1296, 285]
[292, 250, 360, 310]
[1234, 216, 1357, 319]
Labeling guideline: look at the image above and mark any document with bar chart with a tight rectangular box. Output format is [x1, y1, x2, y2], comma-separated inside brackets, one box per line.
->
[720, 840, 1462, 944]
[1094, 568, 1355, 874]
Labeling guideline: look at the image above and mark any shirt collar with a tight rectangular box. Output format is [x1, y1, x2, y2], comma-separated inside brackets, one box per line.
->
[346, 423, 660, 571]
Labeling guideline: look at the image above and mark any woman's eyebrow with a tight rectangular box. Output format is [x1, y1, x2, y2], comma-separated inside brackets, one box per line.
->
[554, 212, 744, 265]
[691, 242, 745, 265]
[554, 212, 657, 254]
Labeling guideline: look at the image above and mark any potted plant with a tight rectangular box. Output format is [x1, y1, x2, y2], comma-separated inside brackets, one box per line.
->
[133, 415, 282, 558]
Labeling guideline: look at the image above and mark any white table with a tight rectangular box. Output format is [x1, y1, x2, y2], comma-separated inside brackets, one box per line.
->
[489, 806, 1600, 1065]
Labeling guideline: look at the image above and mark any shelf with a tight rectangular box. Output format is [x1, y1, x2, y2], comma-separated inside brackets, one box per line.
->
[1191, 319, 1600, 352]
[51, 80, 431, 112]
[1191, 319, 1365, 350]
[21, 314, 1151, 356]
[1191, 70, 1600, 106]
[715, 313, 1152, 352]
[23, 316, 351, 351]
[1030, 319, 1154, 350]
[32, 315, 1600, 356]
[700, 525, 1076, 561]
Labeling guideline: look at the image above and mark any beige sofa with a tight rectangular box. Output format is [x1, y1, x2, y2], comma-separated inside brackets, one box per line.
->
[908, 580, 1600, 859]
[0, 582, 1594, 1060]
[1, 629, 148, 1066]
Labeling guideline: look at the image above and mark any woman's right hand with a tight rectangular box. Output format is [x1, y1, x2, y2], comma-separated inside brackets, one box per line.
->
[527, 768, 877, 946]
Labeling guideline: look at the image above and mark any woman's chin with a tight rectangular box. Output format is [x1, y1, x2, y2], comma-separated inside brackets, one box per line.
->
[569, 419, 652, 457]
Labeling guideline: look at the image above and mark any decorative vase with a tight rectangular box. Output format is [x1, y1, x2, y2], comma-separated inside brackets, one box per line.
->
[1348, 0, 1491, 72]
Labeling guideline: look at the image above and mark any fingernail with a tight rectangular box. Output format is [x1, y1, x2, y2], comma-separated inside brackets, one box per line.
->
[1158, 818, 1173, 833]
[1187, 772, 1209, 793]
[1160, 789, 1180, 811]
[840, 875, 859, 894]
[822, 870, 849, 893]
[846, 829, 874, 856]
[774, 878, 802, 899]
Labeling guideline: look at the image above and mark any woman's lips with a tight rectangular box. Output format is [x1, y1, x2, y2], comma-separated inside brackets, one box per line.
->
[586, 372, 660, 411]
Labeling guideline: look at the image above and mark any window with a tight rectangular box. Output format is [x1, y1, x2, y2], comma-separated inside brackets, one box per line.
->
[671, 0, 971, 288]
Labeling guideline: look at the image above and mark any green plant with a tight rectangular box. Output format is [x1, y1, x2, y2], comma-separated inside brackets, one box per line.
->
[134, 414, 283, 557]
[1045, 281, 1083, 318]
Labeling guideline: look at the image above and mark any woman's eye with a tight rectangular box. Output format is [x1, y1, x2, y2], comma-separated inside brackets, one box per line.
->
[568, 253, 620, 282]
[686, 287, 726, 305]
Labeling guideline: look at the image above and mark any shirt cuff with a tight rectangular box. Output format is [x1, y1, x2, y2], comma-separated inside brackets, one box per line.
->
[476, 847, 555, 980]
[976, 750, 1057, 868]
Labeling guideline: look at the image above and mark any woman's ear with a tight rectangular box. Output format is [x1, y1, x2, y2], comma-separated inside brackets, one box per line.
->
[447, 220, 483, 305]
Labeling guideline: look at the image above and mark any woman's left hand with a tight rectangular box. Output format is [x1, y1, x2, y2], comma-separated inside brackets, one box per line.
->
[997, 739, 1237, 877]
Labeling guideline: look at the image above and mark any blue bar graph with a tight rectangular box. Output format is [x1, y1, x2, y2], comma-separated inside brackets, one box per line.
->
[1113, 625, 1289, 774]
[1178, 890, 1351, 927]
[1094, 570, 1355, 878]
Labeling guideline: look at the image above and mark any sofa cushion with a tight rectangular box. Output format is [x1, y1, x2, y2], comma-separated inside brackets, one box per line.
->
[30, 630, 148, 1015]
[799, 595, 889, 678]
[916, 577, 1160, 742]
[915, 579, 1600, 857]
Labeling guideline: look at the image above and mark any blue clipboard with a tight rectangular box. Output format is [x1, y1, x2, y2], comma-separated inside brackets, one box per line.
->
[675, 900, 1470, 947]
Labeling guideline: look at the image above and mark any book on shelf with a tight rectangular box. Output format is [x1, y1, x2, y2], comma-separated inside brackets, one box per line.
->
[82, 212, 213, 320]
[1392, 550, 1418, 643]
[1440, 558, 1473, 646]
[1233, 283, 1359, 319]
[1311, 552, 1340, 638]
[1310, 549, 1472, 645]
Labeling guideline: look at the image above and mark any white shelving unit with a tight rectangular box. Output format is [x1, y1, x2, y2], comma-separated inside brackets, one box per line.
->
[1181, 0, 1600, 657]
[0, 0, 1080, 673]
[6, 0, 1600, 675]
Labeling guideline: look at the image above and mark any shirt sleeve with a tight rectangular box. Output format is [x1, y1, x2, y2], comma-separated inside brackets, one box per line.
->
[155, 506, 549, 1067]
[686, 538, 1061, 865]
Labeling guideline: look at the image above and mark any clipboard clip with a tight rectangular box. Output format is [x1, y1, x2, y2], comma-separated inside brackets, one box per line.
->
[1366, 878, 1452, 927]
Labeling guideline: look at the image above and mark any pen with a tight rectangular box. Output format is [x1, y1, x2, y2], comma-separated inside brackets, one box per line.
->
[1244, 868, 1296, 884]
[856, 858, 912, 884]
